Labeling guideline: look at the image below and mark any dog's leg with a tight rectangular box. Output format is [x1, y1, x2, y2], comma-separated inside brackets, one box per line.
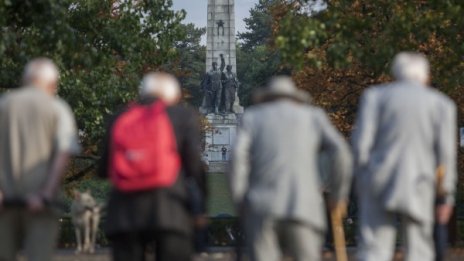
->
[84, 213, 91, 253]
[75, 227, 82, 254]
[90, 212, 100, 254]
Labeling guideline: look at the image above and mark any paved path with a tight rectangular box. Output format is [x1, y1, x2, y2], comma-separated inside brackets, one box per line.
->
[43, 248, 464, 261]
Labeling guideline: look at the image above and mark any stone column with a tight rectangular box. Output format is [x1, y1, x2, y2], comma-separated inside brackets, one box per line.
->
[206, 0, 243, 113]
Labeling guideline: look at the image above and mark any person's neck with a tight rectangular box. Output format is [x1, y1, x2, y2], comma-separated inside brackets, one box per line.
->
[29, 83, 54, 96]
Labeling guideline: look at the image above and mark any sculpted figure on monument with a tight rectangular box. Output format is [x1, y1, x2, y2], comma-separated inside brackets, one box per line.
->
[201, 55, 225, 114]
[216, 20, 225, 36]
[222, 64, 239, 113]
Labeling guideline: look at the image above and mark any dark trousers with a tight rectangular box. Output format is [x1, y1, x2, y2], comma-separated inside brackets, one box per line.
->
[111, 230, 192, 261]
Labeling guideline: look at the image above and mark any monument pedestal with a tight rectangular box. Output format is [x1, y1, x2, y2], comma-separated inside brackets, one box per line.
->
[204, 113, 241, 172]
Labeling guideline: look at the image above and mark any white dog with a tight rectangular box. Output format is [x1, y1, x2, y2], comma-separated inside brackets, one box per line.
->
[71, 190, 102, 254]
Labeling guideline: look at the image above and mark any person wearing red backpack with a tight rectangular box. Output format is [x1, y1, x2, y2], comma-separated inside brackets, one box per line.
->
[99, 72, 205, 261]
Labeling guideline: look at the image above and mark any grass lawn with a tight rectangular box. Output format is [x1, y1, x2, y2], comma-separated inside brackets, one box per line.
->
[208, 173, 235, 216]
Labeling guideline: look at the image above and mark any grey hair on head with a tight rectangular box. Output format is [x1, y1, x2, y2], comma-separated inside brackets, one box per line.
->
[22, 58, 59, 85]
[139, 72, 181, 105]
[391, 52, 430, 84]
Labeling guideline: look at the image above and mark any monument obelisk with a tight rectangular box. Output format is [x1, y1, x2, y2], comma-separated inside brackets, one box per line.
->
[206, 0, 236, 72]
[202, 0, 242, 169]
[206, 0, 243, 113]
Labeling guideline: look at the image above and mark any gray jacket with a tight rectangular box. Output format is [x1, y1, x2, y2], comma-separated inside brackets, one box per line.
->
[229, 100, 352, 230]
[352, 81, 457, 223]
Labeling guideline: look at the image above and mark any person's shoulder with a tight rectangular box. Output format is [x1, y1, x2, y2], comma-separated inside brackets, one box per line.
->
[427, 88, 456, 110]
[3, 87, 34, 100]
[53, 96, 76, 117]
[365, 83, 391, 95]
[308, 105, 325, 115]
[0, 91, 13, 109]
[167, 104, 200, 120]
[427, 87, 453, 102]
[167, 103, 196, 113]
[2, 87, 51, 107]
[53, 96, 72, 110]
[304, 105, 329, 123]
[0, 89, 14, 103]
[243, 102, 269, 116]
[356, 83, 392, 104]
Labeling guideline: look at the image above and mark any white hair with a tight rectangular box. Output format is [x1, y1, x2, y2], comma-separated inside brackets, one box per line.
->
[22, 58, 59, 85]
[391, 52, 430, 84]
[139, 72, 181, 105]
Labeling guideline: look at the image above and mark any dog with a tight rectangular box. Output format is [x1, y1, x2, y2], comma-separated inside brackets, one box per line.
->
[71, 190, 102, 254]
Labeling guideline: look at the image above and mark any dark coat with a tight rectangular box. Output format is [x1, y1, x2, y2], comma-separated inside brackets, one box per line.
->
[98, 98, 206, 237]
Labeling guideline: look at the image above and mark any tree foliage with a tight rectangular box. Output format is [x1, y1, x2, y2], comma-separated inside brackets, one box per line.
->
[237, 0, 284, 107]
[271, 0, 464, 131]
[274, 1, 464, 87]
[238, 0, 277, 51]
[270, 1, 464, 234]
[0, 0, 186, 154]
[172, 23, 206, 107]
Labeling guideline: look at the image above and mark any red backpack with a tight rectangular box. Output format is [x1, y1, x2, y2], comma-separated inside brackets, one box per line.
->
[109, 101, 180, 192]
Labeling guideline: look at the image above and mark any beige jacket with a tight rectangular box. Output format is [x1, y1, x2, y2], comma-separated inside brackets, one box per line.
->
[0, 87, 79, 198]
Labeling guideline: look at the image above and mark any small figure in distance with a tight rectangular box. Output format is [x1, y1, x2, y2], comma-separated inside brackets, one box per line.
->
[229, 76, 353, 261]
[0, 58, 80, 261]
[352, 52, 457, 261]
[221, 146, 228, 161]
[99, 72, 205, 261]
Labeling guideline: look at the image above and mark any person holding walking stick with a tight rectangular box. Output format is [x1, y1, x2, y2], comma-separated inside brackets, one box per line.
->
[352, 52, 457, 261]
[229, 76, 353, 261]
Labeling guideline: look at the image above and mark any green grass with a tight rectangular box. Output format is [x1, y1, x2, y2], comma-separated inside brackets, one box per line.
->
[208, 173, 236, 216]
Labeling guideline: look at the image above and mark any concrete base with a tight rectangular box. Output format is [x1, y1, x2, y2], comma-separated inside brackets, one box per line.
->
[203, 113, 241, 165]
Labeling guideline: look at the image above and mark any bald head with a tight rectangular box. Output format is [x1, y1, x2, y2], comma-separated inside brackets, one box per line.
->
[391, 52, 430, 85]
[139, 72, 181, 105]
[23, 58, 60, 95]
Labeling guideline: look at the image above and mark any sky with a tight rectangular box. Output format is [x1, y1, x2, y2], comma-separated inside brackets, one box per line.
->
[172, 0, 259, 35]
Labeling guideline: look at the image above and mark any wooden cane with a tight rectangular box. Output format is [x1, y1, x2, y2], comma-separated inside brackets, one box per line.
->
[436, 165, 446, 197]
[330, 201, 348, 261]
[435, 165, 448, 261]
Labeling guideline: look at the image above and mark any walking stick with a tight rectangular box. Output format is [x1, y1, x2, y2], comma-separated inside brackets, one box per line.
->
[330, 201, 348, 261]
[434, 165, 448, 261]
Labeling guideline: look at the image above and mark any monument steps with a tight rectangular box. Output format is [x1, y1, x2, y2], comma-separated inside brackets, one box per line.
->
[208, 161, 229, 173]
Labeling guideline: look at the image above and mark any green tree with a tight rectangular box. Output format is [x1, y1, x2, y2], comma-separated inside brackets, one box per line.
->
[172, 23, 206, 107]
[0, 0, 186, 154]
[237, 0, 284, 107]
[272, 0, 464, 132]
[238, 0, 277, 51]
[275, 1, 464, 87]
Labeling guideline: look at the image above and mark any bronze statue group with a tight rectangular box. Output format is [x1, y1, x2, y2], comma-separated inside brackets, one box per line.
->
[201, 53, 239, 114]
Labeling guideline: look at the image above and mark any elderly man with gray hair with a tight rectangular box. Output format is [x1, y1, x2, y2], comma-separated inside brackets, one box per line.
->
[229, 76, 353, 261]
[99, 72, 205, 261]
[352, 52, 457, 261]
[0, 58, 80, 260]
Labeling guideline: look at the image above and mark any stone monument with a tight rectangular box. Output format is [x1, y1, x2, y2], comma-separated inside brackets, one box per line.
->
[202, 0, 243, 171]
